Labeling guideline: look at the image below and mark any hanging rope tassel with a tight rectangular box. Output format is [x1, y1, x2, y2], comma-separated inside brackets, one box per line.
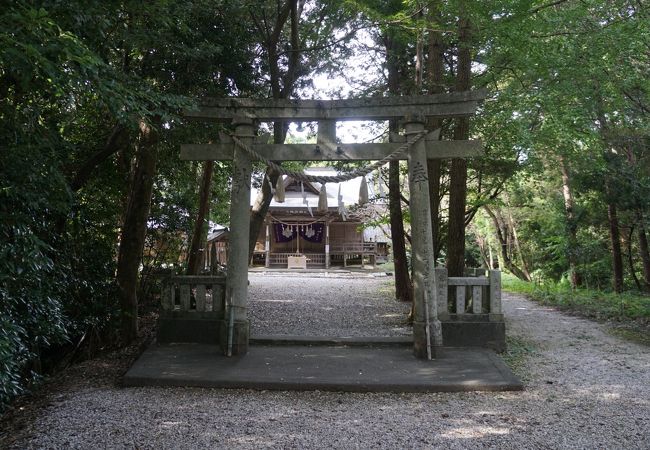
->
[274, 175, 285, 203]
[358, 175, 369, 205]
[301, 182, 313, 217]
[317, 184, 328, 213]
[338, 184, 347, 221]
[368, 172, 376, 198]
[267, 176, 276, 197]
[229, 130, 427, 185]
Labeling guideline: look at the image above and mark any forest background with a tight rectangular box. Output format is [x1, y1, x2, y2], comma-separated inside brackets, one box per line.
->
[1, 0, 648, 409]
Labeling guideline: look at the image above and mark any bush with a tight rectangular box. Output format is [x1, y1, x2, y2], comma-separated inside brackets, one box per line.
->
[0, 149, 119, 410]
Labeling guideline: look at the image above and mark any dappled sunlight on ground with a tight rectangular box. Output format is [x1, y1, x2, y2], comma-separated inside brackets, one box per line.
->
[4, 287, 649, 449]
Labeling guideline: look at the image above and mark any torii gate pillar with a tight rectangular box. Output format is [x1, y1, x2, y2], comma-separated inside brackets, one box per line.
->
[406, 118, 443, 358]
[221, 117, 253, 355]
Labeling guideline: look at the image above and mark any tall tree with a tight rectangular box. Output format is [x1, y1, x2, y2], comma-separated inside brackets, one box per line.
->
[247, 0, 354, 260]
[446, 1, 472, 277]
[425, 1, 446, 262]
[388, 148, 413, 303]
[559, 154, 582, 288]
[247, 0, 299, 260]
[484, 204, 531, 281]
[606, 195, 625, 293]
[187, 161, 215, 275]
[637, 216, 650, 290]
[598, 103, 626, 293]
[384, 13, 414, 303]
[116, 118, 160, 342]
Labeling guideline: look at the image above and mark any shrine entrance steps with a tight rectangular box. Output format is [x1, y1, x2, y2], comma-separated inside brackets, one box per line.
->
[123, 341, 522, 393]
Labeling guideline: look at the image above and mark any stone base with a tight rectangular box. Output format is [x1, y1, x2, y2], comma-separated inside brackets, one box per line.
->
[441, 319, 506, 352]
[218, 319, 250, 356]
[412, 320, 443, 359]
[157, 312, 221, 344]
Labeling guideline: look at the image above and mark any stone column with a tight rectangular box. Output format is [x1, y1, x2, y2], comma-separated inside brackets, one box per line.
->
[265, 222, 270, 268]
[406, 119, 443, 358]
[318, 120, 335, 272]
[222, 117, 253, 355]
[317, 119, 336, 147]
[325, 221, 330, 268]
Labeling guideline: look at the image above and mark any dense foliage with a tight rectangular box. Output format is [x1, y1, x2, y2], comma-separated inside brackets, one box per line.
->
[0, 0, 258, 407]
[1, 0, 648, 409]
[471, 0, 649, 291]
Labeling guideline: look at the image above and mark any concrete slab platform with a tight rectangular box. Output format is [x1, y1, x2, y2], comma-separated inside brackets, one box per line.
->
[123, 343, 523, 393]
[250, 335, 412, 347]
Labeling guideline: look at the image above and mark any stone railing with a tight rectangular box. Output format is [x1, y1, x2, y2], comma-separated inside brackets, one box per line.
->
[158, 275, 226, 344]
[434, 268, 502, 319]
[161, 275, 226, 313]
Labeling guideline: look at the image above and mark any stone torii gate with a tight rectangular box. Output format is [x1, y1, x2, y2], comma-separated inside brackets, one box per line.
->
[181, 90, 486, 359]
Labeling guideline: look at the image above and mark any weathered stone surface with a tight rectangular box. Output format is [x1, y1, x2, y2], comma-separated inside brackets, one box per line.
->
[406, 121, 442, 356]
[440, 320, 506, 352]
[184, 90, 487, 121]
[219, 319, 250, 356]
[412, 321, 443, 359]
[224, 118, 254, 355]
[157, 313, 221, 345]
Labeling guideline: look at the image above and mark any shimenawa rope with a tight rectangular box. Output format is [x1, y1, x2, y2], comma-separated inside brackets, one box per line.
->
[229, 130, 427, 184]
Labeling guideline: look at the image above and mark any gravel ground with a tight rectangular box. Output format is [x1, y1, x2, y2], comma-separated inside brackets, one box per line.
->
[2, 274, 649, 449]
[248, 273, 411, 337]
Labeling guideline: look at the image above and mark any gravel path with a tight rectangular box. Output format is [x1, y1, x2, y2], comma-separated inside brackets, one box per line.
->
[3, 275, 649, 449]
[249, 273, 411, 337]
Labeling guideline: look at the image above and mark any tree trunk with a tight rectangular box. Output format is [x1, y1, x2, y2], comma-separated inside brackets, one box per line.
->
[249, 167, 281, 261]
[607, 201, 624, 293]
[475, 232, 490, 269]
[384, 27, 412, 303]
[485, 205, 531, 281]
[414, 8, 424, 90]
[426, 1, 444, 262]
[596, 102, 624, 293]
[637, 213, 650, 291]
[116, 118, 159, 343]
[247, 0, 300, 262]
[389, 158, 412, 302]
[506, 204, 530, 278]
[248, 121, 287, 262]
[626, 226, 643, 291]
[70, 123, 129, 191]
[559, 154, 581, 288]
[53, 124, 130, 236]
[446, 6, 471, 277]
[447, 158, 467, 276]
[428, 160, 443, 262]
[187, 161, 214, 275]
